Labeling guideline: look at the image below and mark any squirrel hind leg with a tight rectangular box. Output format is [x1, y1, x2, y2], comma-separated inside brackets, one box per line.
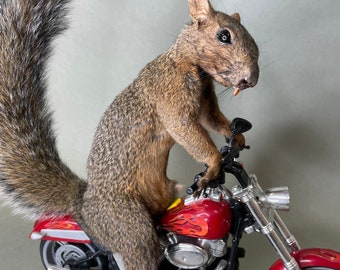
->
[81, 197, 160, 270]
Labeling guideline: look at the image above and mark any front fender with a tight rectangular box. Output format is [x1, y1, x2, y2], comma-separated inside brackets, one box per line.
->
[270, 248, 340, 270]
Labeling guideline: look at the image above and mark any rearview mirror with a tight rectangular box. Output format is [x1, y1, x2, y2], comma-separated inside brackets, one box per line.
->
[230, 118, 252, 135]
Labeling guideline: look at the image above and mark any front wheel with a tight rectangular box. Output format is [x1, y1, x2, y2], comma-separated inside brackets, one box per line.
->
[39, 240, 109, 269]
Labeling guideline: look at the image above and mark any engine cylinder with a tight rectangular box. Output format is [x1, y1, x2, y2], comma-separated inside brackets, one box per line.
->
[165, 243, 209, 269]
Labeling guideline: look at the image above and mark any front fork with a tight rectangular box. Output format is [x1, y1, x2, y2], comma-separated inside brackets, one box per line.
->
[232, 175, 301, 270]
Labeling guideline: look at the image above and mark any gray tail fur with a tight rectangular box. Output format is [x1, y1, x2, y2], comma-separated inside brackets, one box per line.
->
[0, 0, 86, 219]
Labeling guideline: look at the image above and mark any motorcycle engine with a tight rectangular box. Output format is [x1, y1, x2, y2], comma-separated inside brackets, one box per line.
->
[161, 232, 227, 269]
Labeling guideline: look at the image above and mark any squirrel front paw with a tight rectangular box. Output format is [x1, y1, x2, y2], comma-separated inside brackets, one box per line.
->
[194, 176, 214, 198]
[194, 164, 220, 197]
[234, 133, 246, 149]
[198, 176, 210, 191]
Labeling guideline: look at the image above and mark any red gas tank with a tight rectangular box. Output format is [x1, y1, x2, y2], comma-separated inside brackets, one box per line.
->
[160, 197, 232, 240]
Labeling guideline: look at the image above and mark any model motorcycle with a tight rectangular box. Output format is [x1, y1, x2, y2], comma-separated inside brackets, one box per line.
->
[29, 118, 340, 270]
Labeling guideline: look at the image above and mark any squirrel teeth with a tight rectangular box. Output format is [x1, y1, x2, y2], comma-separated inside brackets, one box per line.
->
[233, 87, 241, 96]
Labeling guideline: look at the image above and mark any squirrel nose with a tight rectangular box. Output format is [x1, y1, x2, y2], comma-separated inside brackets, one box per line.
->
[236, 67, 259, 90]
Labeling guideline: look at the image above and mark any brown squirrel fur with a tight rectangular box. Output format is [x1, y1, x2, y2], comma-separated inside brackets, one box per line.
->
[0, 0, 259, 269]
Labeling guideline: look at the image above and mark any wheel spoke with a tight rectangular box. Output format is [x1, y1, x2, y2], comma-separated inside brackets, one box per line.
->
[39, 240, 110, 269]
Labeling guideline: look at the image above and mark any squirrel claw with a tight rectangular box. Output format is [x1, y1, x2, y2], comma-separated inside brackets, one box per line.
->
[193, 190, 202, 198]
[193, 178, 209, 198]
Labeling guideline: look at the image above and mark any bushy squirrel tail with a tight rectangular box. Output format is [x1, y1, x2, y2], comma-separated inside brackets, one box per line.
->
[0, 0, 86, 219]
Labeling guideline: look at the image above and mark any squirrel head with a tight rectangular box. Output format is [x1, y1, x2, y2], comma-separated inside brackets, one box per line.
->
[184, 0, 259, 93]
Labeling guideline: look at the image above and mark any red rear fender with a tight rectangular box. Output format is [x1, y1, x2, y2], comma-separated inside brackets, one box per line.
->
[30, 214, 91, 244]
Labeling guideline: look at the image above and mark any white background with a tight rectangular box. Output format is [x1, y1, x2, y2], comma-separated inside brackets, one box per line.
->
[1, 0, 340, 269]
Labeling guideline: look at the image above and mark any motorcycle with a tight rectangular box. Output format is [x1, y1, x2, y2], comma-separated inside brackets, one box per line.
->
[29, 118, 340, 270]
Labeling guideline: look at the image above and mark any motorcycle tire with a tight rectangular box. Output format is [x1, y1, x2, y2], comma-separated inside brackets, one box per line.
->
[39, 240, 109, 270]
[304, 268, 337, 270]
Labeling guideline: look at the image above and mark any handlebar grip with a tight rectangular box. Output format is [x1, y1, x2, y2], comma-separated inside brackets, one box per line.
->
[187, 171, 205, 195]
[186, 181, 198, 195]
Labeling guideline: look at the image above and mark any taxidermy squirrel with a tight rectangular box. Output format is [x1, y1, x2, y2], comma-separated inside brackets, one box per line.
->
[0, 0, 259, 269]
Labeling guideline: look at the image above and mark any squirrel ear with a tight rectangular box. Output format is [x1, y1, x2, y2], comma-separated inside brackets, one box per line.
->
[230, 13, 241, 23]
[188, 0, 213, 25]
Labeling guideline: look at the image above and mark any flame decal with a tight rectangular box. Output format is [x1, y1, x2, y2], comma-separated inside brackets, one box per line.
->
[161, 198, 232, 239]
[46, 221, 74, 230]
[165, 214, 208, 237]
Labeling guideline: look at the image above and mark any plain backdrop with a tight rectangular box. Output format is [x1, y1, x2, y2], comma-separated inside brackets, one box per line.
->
[0, 0, 340, 269]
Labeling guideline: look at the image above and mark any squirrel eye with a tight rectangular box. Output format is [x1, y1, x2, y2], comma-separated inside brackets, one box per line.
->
[217, 29, 232, 44]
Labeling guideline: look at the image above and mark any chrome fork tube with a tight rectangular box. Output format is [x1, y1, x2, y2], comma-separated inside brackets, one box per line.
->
[251, 176, 301, 252]
[245, 198, 300, 270]
[233, 187, 301, 270]
[273, 211, 301, 252]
